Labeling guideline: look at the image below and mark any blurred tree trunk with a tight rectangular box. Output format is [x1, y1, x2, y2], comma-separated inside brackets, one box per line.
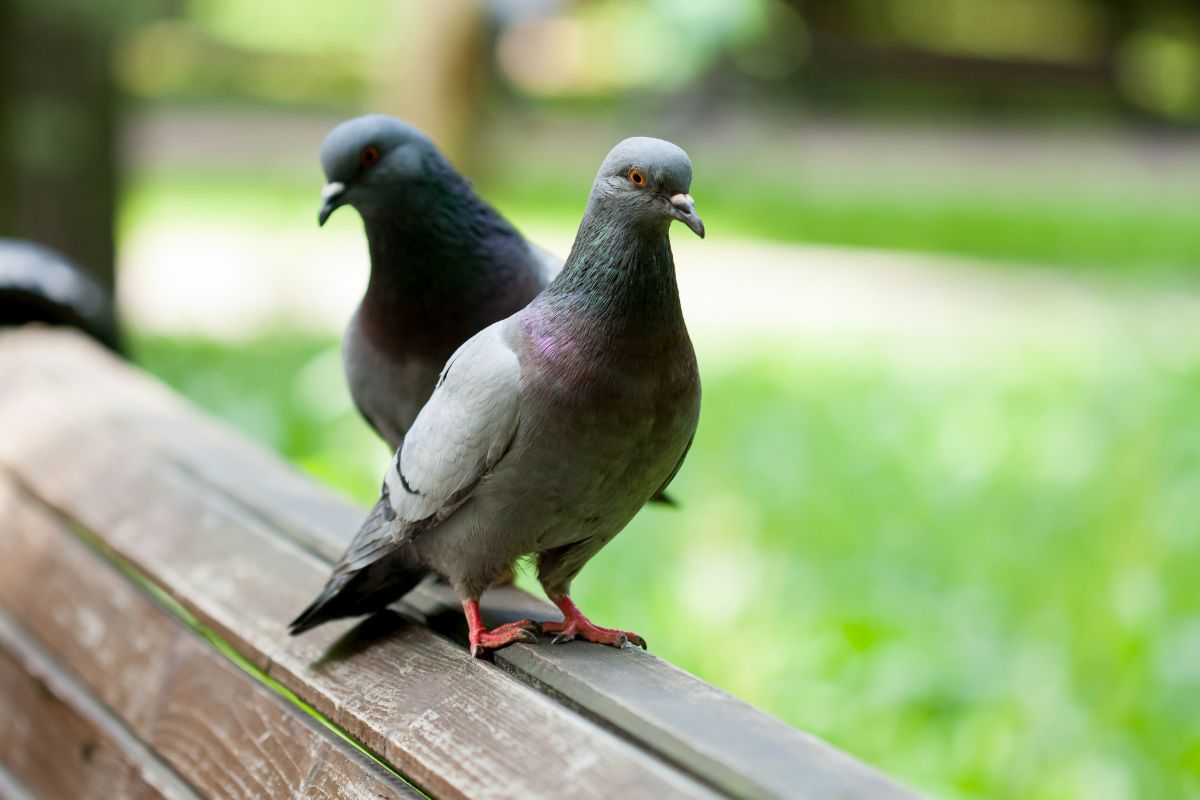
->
[0, 1, 118, 297]
[376, 0, 489, 167]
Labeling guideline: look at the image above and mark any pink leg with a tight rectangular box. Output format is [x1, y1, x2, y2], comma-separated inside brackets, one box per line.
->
[541, 594, 646, 650]
[462, 599, 538, 658]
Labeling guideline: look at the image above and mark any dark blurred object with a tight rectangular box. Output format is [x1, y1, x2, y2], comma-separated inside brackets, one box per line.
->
[0, 0, 118, 296]
[0, 239, 120, 352]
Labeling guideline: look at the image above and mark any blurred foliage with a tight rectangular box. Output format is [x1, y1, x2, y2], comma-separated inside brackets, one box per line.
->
[116, 21, 369, 109]
[7, 0, 163, 30]
[105, 0, 1200, 280]
[133, 328, 1200, 800]
[106, 0, 1200, 123]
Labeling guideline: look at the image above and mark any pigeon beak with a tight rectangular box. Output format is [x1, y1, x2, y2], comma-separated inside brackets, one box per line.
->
[318, 181, 346, 227]
[669, 193, 705, 239]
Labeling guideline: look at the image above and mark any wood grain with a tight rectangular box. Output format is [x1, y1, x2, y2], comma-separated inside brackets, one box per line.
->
[0, 763, 36, 800]
[0, 612, 199, 800]
[420, 583, 912, 800]
[0, 327, 920, 799]
[0, 330, 722, 800]
[0, 480, 423, 800]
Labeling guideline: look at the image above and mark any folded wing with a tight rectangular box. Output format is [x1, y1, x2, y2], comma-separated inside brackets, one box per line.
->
[288, 321, 522, 632]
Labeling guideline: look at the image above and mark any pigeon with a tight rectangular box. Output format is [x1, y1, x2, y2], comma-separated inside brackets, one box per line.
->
[317, 115, 559, 450]
[318, 115, 677, 506]
[290, 137, 704, 655]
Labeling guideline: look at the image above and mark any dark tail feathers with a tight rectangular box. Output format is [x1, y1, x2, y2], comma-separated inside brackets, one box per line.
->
[288, 499, 428, 635]
[288, 549, 427, 635]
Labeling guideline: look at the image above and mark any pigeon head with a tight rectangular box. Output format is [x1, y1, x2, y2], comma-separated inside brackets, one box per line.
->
[317, 115, 444, 226]
[588, 137, 704, 239]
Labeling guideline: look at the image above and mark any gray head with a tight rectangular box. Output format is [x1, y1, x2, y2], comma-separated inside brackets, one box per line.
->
[588, 137, 704, 239]
[317, 115, 444, 226]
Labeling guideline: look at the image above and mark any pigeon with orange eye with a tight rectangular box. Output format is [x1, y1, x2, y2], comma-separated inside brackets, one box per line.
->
[603, 163, 704, 239]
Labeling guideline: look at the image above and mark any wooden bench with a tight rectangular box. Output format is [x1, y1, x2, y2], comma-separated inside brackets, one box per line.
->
[0, 327, 919, 799]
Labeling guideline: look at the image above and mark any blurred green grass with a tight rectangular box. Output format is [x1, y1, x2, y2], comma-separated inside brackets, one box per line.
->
[121, 159, 1200, 279]
[482, 163, 1200, 280]
[133, 329, 1200, 800]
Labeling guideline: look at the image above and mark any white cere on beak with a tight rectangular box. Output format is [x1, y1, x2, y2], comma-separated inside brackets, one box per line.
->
[669, 193, 696, 214]
[321, 181, 346, 200]
[669, 193, 704, 238]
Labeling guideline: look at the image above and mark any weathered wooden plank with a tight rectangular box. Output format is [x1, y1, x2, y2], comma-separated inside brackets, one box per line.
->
[0, 327, 919, 799]
[0, 481, 423, 800]
[417, 583, 908, 800]
[0, 764, 35, 800]
[0, 612, 200, 800]
[0, 479, 176, 732]
[0, 330, 723, 800]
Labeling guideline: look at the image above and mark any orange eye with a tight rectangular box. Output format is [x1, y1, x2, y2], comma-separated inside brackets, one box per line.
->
[628, 168, 646, 187]
[360, 145, 381, 166]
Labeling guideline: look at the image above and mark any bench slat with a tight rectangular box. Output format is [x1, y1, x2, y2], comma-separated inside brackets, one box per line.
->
[0, 764, 36, 800]
[0, 331, 722, 800]
[0, 481, 423, 800]
[0, 613, 200, 800]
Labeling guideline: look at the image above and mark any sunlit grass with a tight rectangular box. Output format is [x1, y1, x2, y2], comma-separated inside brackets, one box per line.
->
[133, 329, 1200, 800]
[121, 162, 1200, 280]
[483, 164, 1200, 279]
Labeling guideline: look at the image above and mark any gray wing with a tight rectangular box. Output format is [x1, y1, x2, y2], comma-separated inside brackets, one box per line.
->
[336, 320, 522, 573]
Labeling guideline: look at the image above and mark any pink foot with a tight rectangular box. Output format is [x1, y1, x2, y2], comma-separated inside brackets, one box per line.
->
[543, 594, 646, 649]
[462, 600, 538, 657]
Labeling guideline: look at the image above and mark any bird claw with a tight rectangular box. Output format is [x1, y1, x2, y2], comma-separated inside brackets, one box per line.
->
[468, 619, 539, 658]
[542, 618, 645, 650]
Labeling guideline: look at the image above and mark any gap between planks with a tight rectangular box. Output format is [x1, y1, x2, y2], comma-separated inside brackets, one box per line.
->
[64, 495, 429, 798]
[0, 476, 426, 800]
[0, 612, 201, 800]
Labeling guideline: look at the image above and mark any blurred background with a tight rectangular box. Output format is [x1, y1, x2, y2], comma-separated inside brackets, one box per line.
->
[3, 0, 1199, 797]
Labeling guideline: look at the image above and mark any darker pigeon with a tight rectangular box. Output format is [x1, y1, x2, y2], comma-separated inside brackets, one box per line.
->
[318, 115, 557, 449]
